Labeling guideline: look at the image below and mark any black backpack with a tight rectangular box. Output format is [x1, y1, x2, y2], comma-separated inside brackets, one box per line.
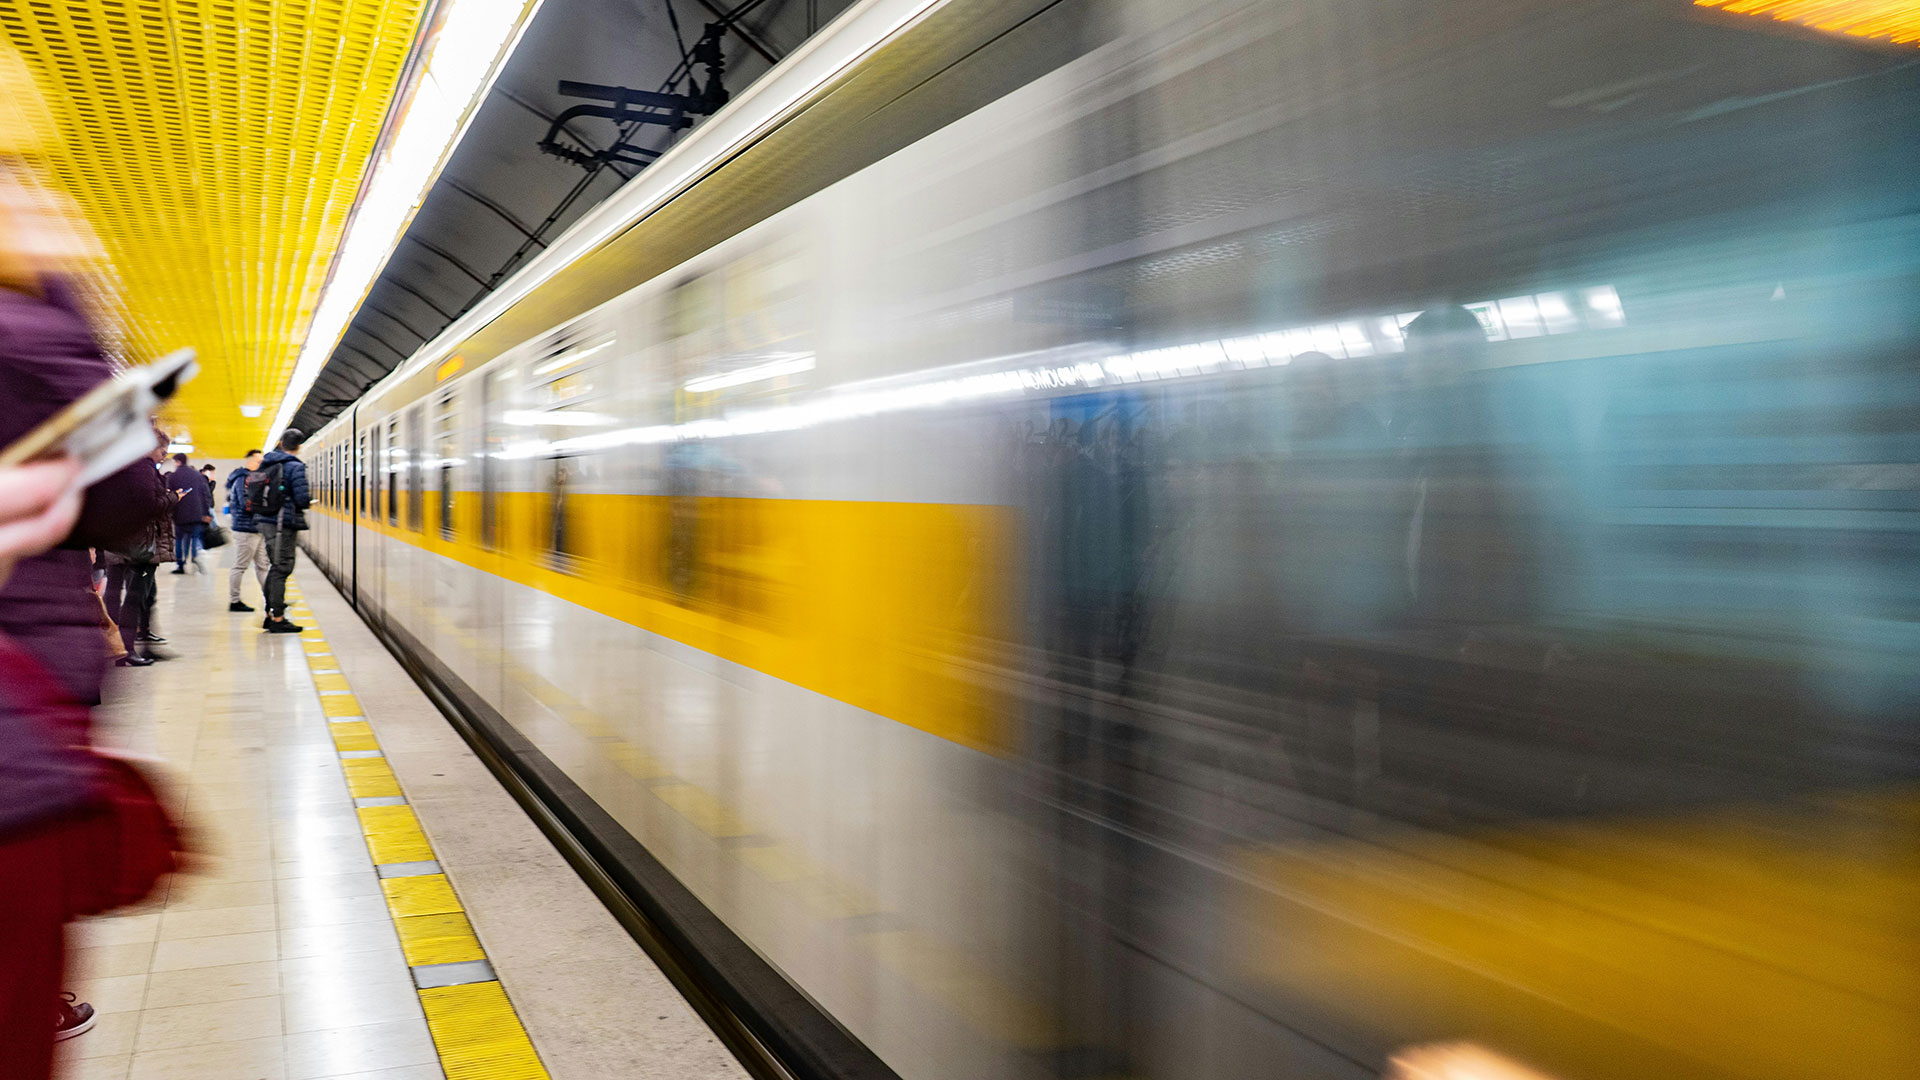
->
[242, 461, 286, 517]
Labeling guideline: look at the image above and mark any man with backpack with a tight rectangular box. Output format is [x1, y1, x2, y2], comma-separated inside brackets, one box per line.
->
[223, 450, 269, 612]
[250, 429, 311, 634]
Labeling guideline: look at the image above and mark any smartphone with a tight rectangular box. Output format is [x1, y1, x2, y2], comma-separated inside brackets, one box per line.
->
[0, 348, 198, 488]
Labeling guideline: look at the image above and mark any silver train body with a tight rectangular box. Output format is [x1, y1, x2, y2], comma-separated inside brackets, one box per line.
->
[306, 1, 1920, 1078]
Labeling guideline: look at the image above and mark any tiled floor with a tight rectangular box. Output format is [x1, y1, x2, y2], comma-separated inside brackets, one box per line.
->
[66, 559, 744, 1080]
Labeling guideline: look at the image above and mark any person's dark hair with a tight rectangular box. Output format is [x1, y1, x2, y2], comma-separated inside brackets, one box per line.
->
[245, 449, 261, 458]
[279, 428, 306, 451]
[171, 452, 187, 464]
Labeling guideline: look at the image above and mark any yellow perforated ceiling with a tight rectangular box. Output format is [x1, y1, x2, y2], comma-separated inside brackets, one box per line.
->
[0, 0, 431, 456]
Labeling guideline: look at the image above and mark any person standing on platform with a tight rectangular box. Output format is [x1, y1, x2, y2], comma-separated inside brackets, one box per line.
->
[255, 429, 310, 633]
[164, 453, 209, 574]
[225, 449, 268, 612]
[103, 434, 175, 665]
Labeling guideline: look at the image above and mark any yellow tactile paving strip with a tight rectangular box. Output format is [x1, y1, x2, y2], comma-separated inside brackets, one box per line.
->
[283, 582, 551, 1080]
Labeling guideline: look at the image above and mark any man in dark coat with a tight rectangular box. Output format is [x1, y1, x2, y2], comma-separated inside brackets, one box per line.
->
[258, 430, 311, 633]
[0, 277, 171, 703]
[164, 453, 210, 573]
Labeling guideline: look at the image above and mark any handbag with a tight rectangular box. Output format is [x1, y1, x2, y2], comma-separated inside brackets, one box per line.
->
[64, 748, 183, 917]
[201, 521, 229, 550]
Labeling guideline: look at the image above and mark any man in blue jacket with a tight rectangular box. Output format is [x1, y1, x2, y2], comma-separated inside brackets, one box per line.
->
[256, 429, 311, 634]
[224, 449, 268, 612]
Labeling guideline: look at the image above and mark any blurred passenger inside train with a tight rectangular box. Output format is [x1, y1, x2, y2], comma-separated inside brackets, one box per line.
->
[257, 429, 311, 633]
[165, 451, 211, 574]
[225, 449, 268, 613]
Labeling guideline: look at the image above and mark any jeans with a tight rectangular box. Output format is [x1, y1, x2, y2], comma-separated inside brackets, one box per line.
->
[259, 520, 299, 618]
[173, 521, 203, 568]
[229, 530, 269, 603]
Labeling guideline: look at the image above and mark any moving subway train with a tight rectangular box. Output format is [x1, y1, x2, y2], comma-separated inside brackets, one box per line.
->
[302, 1, 1920, 1078]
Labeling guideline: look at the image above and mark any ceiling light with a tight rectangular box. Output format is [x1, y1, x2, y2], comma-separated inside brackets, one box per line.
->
[239, 404, 263, 418]
[265, 0, 544, 442]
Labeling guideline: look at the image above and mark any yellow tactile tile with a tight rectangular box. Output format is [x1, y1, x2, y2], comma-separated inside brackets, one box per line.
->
[321, 694, 364, 718]
[313, 670, 351, 693]
[420, 980, 550, 1080]
[359, 804, 435, 864]
[395, 910, 487, 966]
[330, 720, 379, 752]
[343, 757, 403, 799]
[383, 873, 463, 918]
[302, 637, 331, 653]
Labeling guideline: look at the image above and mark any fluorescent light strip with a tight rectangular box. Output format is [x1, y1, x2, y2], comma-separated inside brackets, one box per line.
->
[267, 0, 545, 441]
[682, 353, 816, 393]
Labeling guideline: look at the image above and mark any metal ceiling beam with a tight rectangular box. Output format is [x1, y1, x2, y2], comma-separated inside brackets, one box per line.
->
[444, 177, 551, 246]
[363, 300, 432, 343]
[402, 234, 495, 289]
[380, 276, 458, 324]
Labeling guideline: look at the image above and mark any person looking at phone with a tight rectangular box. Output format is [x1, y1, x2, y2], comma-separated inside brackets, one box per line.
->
[0, 179, 171, 702]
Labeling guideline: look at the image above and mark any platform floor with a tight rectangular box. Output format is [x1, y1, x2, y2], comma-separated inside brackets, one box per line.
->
[63, 558, 745, 1080]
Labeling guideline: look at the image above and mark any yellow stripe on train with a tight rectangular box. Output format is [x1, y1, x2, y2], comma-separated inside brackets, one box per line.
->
[315, 489, 1018, 754]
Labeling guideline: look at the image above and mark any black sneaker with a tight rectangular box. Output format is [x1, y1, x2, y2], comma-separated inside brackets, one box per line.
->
[114, 654, 154, 667]
[136, 632, 166, 644]
[54, 994, 94, 1040]
[229, 601, 255, 612]
[266, 620, 305, 634]
[169, 567, 185, 574]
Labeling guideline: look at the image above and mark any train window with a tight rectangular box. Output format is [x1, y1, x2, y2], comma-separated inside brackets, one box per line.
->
[480, 371, 500, 551]
[385, 419, 399, 528]
[358, 433, 369, 519]
[405, 406, 425, 533]
[435, 392, 456, 541]
[549, 454, 573, 570]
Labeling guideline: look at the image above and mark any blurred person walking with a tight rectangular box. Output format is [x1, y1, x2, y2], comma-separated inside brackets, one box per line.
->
[0, 43, 181, 1072]
[252, 429, 310, 633]
[164, 452, 209, 574]
[225, 449, 268, 611]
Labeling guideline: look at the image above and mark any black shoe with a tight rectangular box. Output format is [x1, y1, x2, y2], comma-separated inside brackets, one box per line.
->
[55, 994, 94, 1040]
[136, 632, 166, 644]
[229, 601, 255, 612]
[169, 567, 186, 574]
[114, 654, 154, 667]
[266, 620, 305, 634]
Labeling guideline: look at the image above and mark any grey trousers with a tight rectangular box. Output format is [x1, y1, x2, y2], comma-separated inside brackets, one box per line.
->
[229, 530, 269, 603]
[257, 521, 299, 618]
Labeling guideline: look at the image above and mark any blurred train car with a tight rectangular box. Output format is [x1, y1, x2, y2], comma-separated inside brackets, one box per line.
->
[302, 1, 1920, 1078]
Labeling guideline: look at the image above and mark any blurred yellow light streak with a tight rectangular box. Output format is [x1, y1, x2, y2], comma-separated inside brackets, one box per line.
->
[1694, 1, 1920, 46]
[0, 0, 432, 455]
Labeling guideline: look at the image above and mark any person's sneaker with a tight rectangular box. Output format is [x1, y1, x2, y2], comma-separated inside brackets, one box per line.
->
[136, 631, 166, 643]
[265, 620, 305, 634]
[113, 654, 154, 668]
[229, 601, 255, 612]
[54, 994, 94, 1040]
[168, 567, 185, 575]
